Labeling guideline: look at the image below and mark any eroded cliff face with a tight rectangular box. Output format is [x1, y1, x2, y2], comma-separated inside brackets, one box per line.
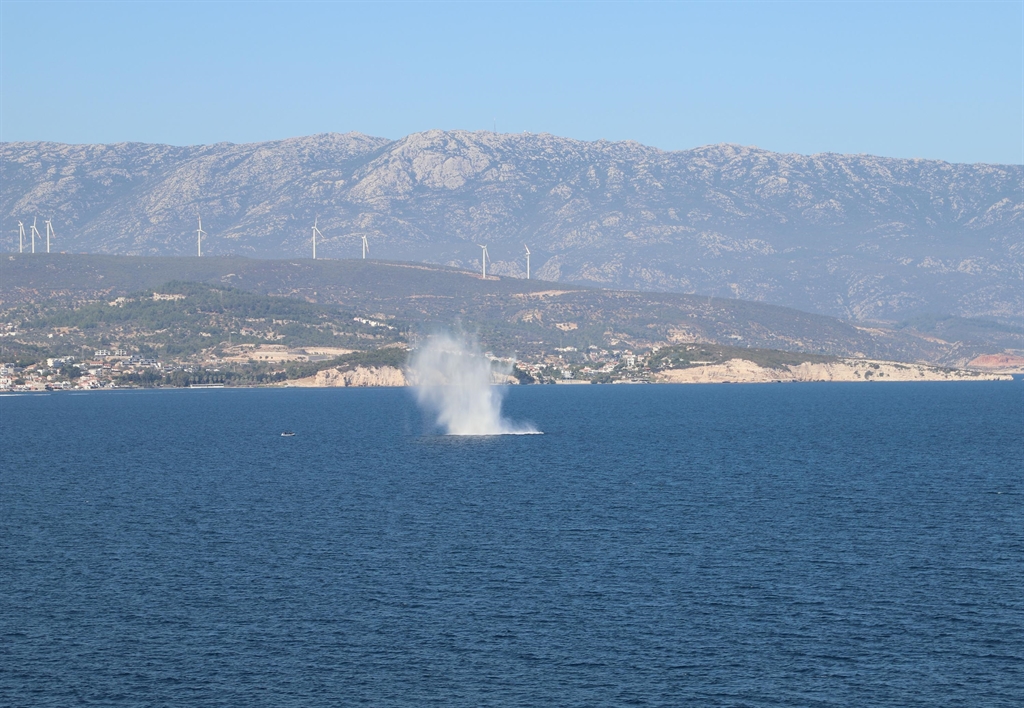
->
[289, 366, 407, 388]
[654, 359, 1012, 384]
[288, 359, 1010, 387]
[3, 130, 1020, 322]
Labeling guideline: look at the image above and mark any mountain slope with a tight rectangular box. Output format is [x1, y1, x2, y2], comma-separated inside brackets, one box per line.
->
[4, 254, 1018, 367]
[3, 131, 1020, 322]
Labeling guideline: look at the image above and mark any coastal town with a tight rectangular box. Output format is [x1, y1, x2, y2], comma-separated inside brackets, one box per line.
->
[1, 352, 174, 391]
[1, 270, 1020, 393]
[2, 340, 1015, 392]
[0, 340, 650, 391]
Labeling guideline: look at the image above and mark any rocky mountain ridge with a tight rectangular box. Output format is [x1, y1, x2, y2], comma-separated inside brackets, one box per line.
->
[2, 130, 1020, 322]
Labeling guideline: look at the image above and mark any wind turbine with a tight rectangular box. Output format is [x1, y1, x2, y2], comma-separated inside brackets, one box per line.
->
[45, 219, 54, 253]
[361, 234, 369, 259]
[477, 244, 489, 279]
[17, 221, 25, 253]
[524, 244, 530, 280]
[30, 218, 40, 254]
[312, 217, 324, 259]
[196, 215, 207, 257]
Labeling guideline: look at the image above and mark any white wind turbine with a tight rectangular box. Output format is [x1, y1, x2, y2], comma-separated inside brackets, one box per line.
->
[196, 215, 207, 257]
[477, 244, 489, 279]
[524, 244, 530, 280]
[17, 221, 25, 253]
[361, 234, 369, 259]
[45, 219, 54, 253]
[312, 217, 324, 259]
[30, 218, 40, 253]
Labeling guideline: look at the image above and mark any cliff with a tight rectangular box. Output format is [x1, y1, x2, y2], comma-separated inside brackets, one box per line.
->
[288, 365, 407, 388]
[654, 358, 1012, 384]
[287, 359, 1010, 387]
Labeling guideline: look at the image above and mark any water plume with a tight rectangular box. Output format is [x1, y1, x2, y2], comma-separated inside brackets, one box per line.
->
[409, 333, 540, 436]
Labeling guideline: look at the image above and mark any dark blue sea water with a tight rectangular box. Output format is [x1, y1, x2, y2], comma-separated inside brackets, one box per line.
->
[2, 383, 1022, 707]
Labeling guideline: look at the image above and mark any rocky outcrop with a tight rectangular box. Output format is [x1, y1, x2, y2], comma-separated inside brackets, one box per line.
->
[654, 358, 1012, 384]
[291, 359, 1011, 387]
[289, 365, 406, 388]
[3, 131, 1020, 322]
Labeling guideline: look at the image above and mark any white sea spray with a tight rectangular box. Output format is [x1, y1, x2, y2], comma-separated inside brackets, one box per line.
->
[409, 333, 540, 435]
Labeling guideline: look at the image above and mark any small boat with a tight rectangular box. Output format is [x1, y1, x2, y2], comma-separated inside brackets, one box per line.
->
[280, 431, 296, 437]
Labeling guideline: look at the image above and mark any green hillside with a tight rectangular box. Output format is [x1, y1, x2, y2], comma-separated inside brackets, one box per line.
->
[2, 280, 403, 362]
[2, 253, 1016, 366]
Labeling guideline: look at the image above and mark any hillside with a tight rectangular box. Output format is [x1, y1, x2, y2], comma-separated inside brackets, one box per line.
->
[3, 254, 1019, 367]
[2, 131, 1020, 323]
[8, 279, 402, 356]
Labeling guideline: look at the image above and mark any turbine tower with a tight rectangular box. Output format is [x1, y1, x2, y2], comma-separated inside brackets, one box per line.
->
[312, 217, 324, 260]
[45, 219, 54, 253]
[196, 215, 207, 257]
[361, 234, 369, 259]
[524, 244, 530, 280]
[17, 221, 25, 254]
[477, 244, 489, 279]
[30, 218, 40, 254]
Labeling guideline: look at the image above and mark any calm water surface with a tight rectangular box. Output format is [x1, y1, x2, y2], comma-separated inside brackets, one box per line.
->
[2, 383, 1022, 706]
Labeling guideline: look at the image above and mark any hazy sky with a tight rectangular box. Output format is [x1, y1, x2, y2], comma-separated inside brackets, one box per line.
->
[1, 1, 1020, 163]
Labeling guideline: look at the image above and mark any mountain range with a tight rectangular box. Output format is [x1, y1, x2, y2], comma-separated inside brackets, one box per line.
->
[2, 130, 1020, 323]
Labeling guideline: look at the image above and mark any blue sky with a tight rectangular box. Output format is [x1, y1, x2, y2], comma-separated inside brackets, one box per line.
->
[1, 1, 1020, 163]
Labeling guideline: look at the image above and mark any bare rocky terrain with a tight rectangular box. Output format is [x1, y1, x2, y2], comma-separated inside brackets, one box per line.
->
[3, 131, 1020, 323]
[654, 358, 1010, 385]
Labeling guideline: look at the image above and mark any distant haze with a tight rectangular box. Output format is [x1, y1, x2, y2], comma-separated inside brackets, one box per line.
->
[2, 130, 1020, 323]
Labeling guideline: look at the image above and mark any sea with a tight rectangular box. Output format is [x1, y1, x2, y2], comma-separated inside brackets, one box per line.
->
[2, 382, 1022, 707]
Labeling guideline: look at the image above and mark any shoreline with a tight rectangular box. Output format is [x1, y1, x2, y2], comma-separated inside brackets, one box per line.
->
[3, 359, 1015, 393]
[651, 358, 1013, 385]
[6, 375, 1014, 394]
